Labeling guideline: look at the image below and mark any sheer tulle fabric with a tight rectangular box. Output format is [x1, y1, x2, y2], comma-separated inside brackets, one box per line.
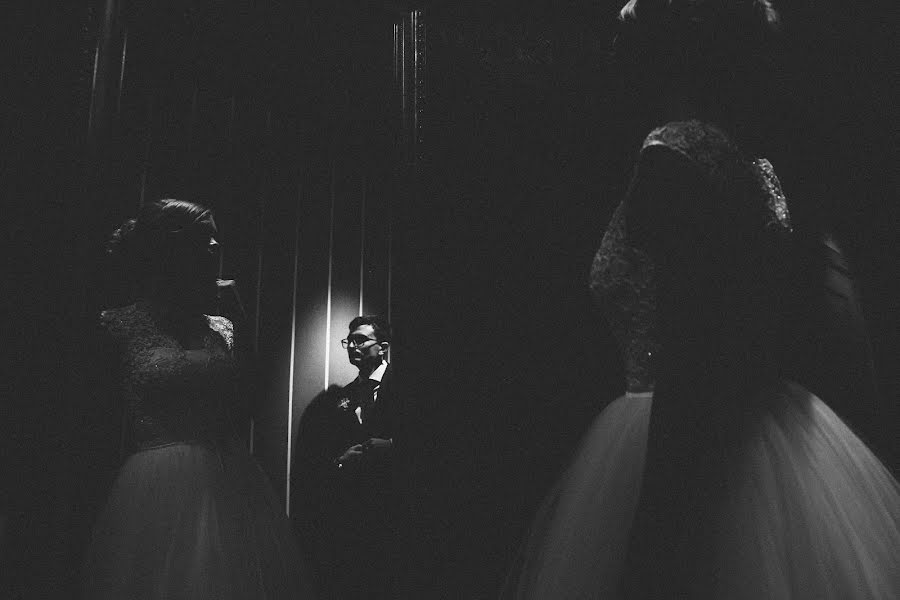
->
[506, 384, 900, 599]
[83, 441, 313, 599]
[506, 393, 651, 600]
[704, 383, 900, 599]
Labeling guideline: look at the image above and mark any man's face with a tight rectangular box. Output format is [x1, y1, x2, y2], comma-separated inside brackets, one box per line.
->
[345, 324, 385, 370]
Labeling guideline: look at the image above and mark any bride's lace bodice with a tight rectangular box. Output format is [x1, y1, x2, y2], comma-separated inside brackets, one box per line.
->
[590, 121, 792, 394]
[100, 302, 237, 450]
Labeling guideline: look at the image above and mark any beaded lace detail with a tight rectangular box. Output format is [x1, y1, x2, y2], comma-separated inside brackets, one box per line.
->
[753, 158, 792, 231]
[206, 314, 235, 351]
[100, 303, 236, 450]
[591, 201, 659, 394]
[643, 120, 792, 232]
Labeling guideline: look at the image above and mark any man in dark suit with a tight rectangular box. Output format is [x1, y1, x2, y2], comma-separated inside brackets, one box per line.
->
[293, 315, 401, 599]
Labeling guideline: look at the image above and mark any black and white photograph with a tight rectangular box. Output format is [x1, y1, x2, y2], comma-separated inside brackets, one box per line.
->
[5, 1, 898, 598]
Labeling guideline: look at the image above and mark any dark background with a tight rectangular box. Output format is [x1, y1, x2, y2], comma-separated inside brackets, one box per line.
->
[5, 1, 897, 598]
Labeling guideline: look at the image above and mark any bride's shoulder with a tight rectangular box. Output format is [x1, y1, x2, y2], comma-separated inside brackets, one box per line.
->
[99, 303, 146, 339]
[641, 120, 740, 183]
[643, 120, 733, 153]
[205, 314, 234, 351]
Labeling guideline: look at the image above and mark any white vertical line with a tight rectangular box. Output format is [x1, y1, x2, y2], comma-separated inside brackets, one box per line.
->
[359, 174, 366, 316]
[413, 11, 418, 147]
[401, 20, 407, 132]
[324, 160, 337, 389]
[393, 24, 399, 82]
[391, 18, 406, 326]
[87, 43, 100, 136]
[388, 21, 398, 327]
[286, 183, 302, 517]
[117, 29, 127, 116]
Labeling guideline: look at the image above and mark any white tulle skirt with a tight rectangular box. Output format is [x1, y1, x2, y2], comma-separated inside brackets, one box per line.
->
[82, 440, 314, 600]
[507, 383, 900, 599]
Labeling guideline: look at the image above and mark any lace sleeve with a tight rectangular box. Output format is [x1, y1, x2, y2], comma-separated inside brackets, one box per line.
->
[590, 201, 659, 393]
[206, 315, 235, 352]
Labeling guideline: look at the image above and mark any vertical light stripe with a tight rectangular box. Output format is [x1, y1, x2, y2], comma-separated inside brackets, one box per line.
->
[414, 10, 424, 153]
[393, 24, 399, 82]
[388, 20, 399, 327]
[87, 43, 100, 136]
[286, 183, 302, 517]
[324, 159, 337, 389]
[117, 30, 127, 116]
[359, 174, 366, 316]
[401, 20, 407, 133]
[390, 18, 405, 326]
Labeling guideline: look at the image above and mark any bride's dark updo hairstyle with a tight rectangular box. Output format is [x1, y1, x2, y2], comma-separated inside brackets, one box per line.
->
[611, 0, 784, 153]
[614, 2, 795, 381]
[107, 199, 214, 298]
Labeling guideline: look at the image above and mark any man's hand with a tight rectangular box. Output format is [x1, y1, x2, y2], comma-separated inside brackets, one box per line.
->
[362, 437, 393, 454]
[336, 444, 365, 468]
[335, 439, 392, 470]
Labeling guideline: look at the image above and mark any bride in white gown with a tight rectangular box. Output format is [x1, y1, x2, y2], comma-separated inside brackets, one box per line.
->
[503, 2, 900, 597]
[82, 199, 314, 599]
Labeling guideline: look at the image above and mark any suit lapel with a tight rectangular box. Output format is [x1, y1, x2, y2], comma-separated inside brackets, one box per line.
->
[337, 364, 393, 438]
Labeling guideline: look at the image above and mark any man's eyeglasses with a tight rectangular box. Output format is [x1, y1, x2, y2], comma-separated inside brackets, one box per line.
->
[341, 337, 380, 349]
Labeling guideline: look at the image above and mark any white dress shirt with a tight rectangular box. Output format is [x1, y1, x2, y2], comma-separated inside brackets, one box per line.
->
[355, 360, 388, 425]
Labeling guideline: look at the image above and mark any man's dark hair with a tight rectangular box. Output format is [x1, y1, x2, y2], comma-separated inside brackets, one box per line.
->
[349, 315, 392, 343]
